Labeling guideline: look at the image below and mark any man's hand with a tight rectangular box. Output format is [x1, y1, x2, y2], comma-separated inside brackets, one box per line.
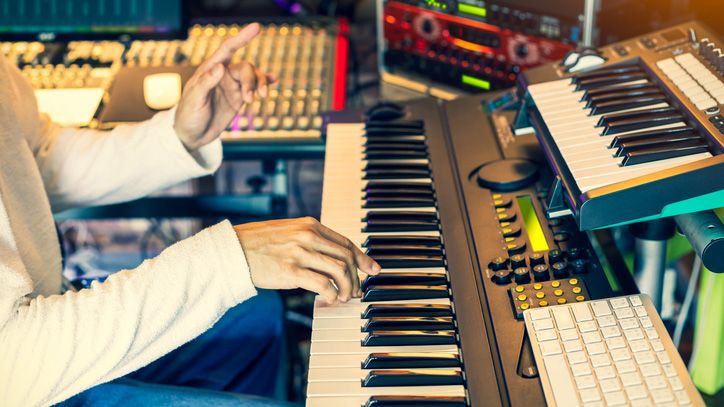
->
[174, 23, 274, 151]
[234, 217, 381, 304]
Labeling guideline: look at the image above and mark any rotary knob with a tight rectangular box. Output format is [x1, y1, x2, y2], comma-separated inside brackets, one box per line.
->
[492, 270, 513, 285]
[572, 259, 589, 274]
[510, 254, 527, 269]
[533, 264, 550, 281]
[552, 261, 569, 279]
[529, 252, 546, 266]
[489, 257, 509, 271]
[514, 267, 531, 284]
[549, 249, 565, 264]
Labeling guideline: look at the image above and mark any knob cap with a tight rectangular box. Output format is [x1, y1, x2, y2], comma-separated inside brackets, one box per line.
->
[533, 264, 550, 281]
[572, 259, 589, 274]
[514, 267, 531, 284]
[568, 248, 582, 260]
[489, 257, 509, 271]
[552, 261, 569, 279]
[549, 249, 565, 264]
[510, 254, 527, 269]
[529, 252, 546, 266]
[492, 270, 513, 285]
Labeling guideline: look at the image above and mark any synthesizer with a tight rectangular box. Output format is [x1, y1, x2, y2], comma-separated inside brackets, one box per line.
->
[518, 21, 724, 230]
[309, 90, 643, 405]
[0, 19, 347, 144]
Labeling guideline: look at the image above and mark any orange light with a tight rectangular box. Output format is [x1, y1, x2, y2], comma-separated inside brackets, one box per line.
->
[451, 38, 494, 54]
[385, 15, 397, 25]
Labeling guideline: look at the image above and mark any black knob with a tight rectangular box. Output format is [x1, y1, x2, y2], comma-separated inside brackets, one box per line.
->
[549, 249, 565, 264]
[529, 252, 546, 266]
[552, 261, 569, 279]
[533, 264, 550, 281]
[492, 270, 513, 285]
[515, 43, 529, 58]
[514, 267, 531, 284]
[507, 241, 526, 256]
[568, 247, 583, 260]
[572, 259, 589, 274]
[489, 257, 509, 271]
[422, 19, 434, 35]
[510, 254, 527, 269]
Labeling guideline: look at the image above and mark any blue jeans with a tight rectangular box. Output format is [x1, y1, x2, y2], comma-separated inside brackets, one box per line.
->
[58, 290, 288, 406]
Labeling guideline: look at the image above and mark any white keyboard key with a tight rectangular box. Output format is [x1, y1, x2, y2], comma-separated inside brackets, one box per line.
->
[606, 337, 626, 350]
[537, 329, 558, 342]
[590, 301, 612, 316]
[629, 296, 643, 307]
[571, 362, 592, 377]
[631, 399, 653, 407]
[542, 353, 579, 407]
[662, 363, 678, 377]
[634, 306, 647, 317]
[610, 298, 629, 309]
[656, 351, 671, 364]
[596, 315, 616, 327]
[586, 343, 606, 355]
[590, 354, 611, 367]
[575, 374, 596, 389]
[620, 371, 642, 386]
[645, 375, 667, 390]
[624, 328, 645, 341]
[571, 302, 593, 322]
[564, 339, 583, 353]
[594, 365, 616, 380]
[614, 308, 635, 319]
[634, 350, 656, 365]
[582, 331, 602, 344]
[603, 390, 627, 406]
[610, 348, 631, 362]
[669, 377, 684, 391]
[568, 351, 587, 365]
[529, 308, 551, 320]
[651, 388, 674, 403]
[629, 339, 649, 352]
[540, 340, 562, 356]
[640, 363, 660, 377]
[599, 377, 621, 393]
[619, 317, 639, 330]
[650, 339, 664, 352]
[578, 321, 597, 333]
[616, 360, 637, 374]
[579, 387, 601, 403]
[675, 390, 691, 404]
[625, 384, 648, 400]
[644, 328, 659, 339]
[533, 318, 554, 331]
[601, 326, 621, 338]
[560, 329, 579, 341]
[639, 316, 653, 328]
[552, 307, 575, 330]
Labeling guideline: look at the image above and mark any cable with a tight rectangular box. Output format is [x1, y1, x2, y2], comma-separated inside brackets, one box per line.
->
[673, 255, 702, 347]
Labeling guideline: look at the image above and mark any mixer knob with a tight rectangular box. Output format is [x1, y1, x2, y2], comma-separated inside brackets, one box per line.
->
[422, 19, 434, 35]
[515, 43, 529, 58]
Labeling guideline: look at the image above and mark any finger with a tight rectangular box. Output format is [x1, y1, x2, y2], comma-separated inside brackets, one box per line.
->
[298, 250, 353, 301]
[186, 63, 224, 106]
[256, 68, 268, 98]
[218, 68, 244, 109]
[199, 23, 261, 72]
[227, 62, 257, 103]
[295, 268, 338, 304]
[299, 233, 361, 297]
[317, 223, 381, 275]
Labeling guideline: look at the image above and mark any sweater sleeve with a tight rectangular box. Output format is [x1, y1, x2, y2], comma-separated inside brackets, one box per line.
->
[0, 220, 257, 406]
[32, 108, 223, 213]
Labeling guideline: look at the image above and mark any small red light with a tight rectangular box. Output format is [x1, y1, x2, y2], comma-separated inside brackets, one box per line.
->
[385, 15, 397, 25]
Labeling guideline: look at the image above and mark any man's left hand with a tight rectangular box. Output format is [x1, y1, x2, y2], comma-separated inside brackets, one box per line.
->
[173, 23, 274, 151]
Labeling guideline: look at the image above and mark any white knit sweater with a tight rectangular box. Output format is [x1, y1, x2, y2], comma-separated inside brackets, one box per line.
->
[0, 56, 257, 406]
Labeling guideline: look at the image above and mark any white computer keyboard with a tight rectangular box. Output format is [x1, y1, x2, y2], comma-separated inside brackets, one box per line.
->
[524, 294, 705, 407]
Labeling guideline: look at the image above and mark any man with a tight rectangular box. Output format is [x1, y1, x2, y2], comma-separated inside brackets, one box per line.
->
[0, 23, 379, 405]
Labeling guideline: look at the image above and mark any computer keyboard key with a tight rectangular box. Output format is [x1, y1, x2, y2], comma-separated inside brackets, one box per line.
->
[563, 339, 583, 353]
[676, 390, 692, 404]
[599, 377, 621, 392]
[645, 375, 667, 390]
[615, 360, 637, 374]
[540, 341, 562, 356]
[529, 308, 551, 320]
[634, 306, 647, 317]
[579, 387, 602, 403]
[650, 339, 664, 352]
[594, 365, 616, 380]
[644, 328, 659, 340]
[620, 372, 642, 386]
[614, 308, 635, 319]
[610, 298, 630, 309]
[590, 354, 611, 367]
[669, 377, 684, 391]
[582, 332, 602, 344]
[634, 350, 656, 365]
[651, 388, 674, 403]
[663, 363, 678, 377]
[601, 326, 621, 338]
[567, 351, 588, 365]
[640, 316, 654, 328]
[552, 308, 575, 330]
[606, 337, 626, 350]
[536, 329, 558, 342]
[629, 296, 643, 306]
[619, 317, 639, 330]
[559, 329, 578, 341]
[626, 384, 648, 400]
[543, 354, 578, 406]
[586, 343, 606, 355]
[596, 315, 616, 327]
[629, 339, 649, 352]
[571, 302, 593, 322]
[575, 374, 597, 389]
[640, 363, 660, 377]
[625, 328, 645, 341]
[610, 348, 631, 362]
[579, 321, 597, 332]
[603, 390, 627, 406]
[532, 319, 554, 331]
[590, 301, 612, 316]
[571, 362, 592, 377]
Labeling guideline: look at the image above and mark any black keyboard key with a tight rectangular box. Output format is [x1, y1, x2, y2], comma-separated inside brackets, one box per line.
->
[609, 126, 695, 148]
[365, 181, 433, 191]
[363, 235, 441, 247]
[622, 140, 710, 166]
[362, 304, 453, 318]
[602, 112, 683, 136]
[362, 369, 463, 387]
[366, 246, 443, 256]
[582, 83, 658, 103]
[362, 285, 449, 302]
[364, 197, 436, 208]
[596, 106, 675, 127]
[361, 330, 456, 346]
[368, 255, 445, 268]
[363, 211, 438, 232]
[573, 64, 643, 83]
[362, 272, 447, 290]
[362, 316, 455, 332]
[365, 127, 423, 137]
[365, 150, 429, 160]
[364, 169, 431, 180]
[365, 119, 424, 130]
[364, 189, 434, 198]
[365, 143, 427, 152]
[362, 352, 461, 369]
[589, 94, 667, 115]
[575, 72, 649, 91]
[614, 132, 703, 157]
[364, 395, 467, 407]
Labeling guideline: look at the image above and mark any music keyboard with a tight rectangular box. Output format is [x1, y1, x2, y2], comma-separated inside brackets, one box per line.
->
[520, 21, 724, 230]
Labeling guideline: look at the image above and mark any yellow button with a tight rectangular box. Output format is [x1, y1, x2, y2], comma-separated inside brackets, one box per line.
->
[494, 199, 504, 206]
[496, 207, 505, 213]
[505, 237, 516, 243]
[533, 283, 543, 290]
[492, 193, 502, 199]
[536, 292, 545, 299]
[576, 295, 586, 302]
[551, 281, 561, 288]
[517, 294, 527, 301]
[557, 298, 567, 304]
[569, 278, 578, 285]
[554, 289, 564, 297]
[500, 221, 511, 228]
[520, 303, 530, 310]
[572, 287, 582, 294]
[515, 286, 525, 293]
[539, 300, 549, 307]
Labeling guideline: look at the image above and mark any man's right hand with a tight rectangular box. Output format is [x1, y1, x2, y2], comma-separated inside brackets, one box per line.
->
[234, 217, 381, 303]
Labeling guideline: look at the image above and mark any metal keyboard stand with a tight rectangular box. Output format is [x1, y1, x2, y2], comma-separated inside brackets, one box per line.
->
[630, 218, 677, 311]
